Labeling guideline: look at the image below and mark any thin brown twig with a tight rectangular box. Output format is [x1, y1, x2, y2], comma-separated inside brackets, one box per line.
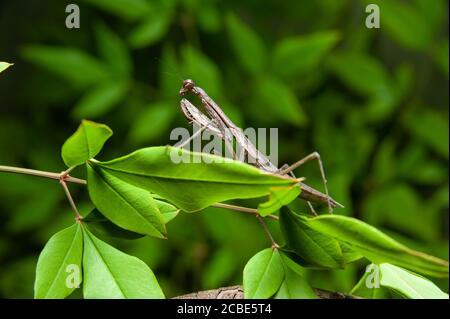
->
[211, 204, 280, 247]
[1, 165, 283, 241]
[0, 165, 86, 184]
[212, 203, 279, 220]
[59, 179, 82, 220]
[255, 214, 279, 249]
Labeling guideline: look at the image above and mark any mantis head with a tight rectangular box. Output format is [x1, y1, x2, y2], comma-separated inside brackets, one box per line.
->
[179, 79, 195, 96]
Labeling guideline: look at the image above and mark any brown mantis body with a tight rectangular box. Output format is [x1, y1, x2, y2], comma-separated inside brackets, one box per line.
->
[179, 79, 343, 211]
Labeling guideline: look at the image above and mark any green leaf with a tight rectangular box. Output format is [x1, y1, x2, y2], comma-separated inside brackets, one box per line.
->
[21, 46, 108, 89]
[81, 0, 153, 21]
[255, 77, 307, 126]
[340, 242, 363, 264]
[159, 44, 181, 99]
[197, 2, 221, 33]
[374, 0, 432, 51]
[351, 263, 449, 299]
[433, 41, 449, 76]
[34, 224, 83, 298]
[225, 12, 267, 75]
[405, 109, 449, 159]
[379, 263, 448, 299]
[258, 185, 301, 216]
[84, 204, 178, 239]
[128, 0, 175, 48]
[146, 193, 180, 223]
[279, 208, 345, 268]
[72, 81, 129, 119]
[128, 17, 169, 48]
[327, 52, 392, 97]
[128, 101, 176, 144]
[362, 183, 437, 242]
[0, 62, 13, 73]
[413, 0, 446, 32]
[87, 164, 167, 238]
[243, 248, 284, 299]
[156, 199, 179, 224]
[350, 266, 391, 299]
[61, 120, 113, 167]
[408, 161, 447, 185]
[91, 146, 296, 212]
[273, 31, 340, 78]
[83, 209, 145, 240]
[82, 227, 165, 298]
[95, 23, 132, 79]
[275, 253, 317, 299]
[181, 45, 222, 98]
[303, 214, 449, 278]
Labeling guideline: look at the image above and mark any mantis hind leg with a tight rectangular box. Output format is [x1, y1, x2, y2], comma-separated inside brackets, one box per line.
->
[278, 152, 332, 214]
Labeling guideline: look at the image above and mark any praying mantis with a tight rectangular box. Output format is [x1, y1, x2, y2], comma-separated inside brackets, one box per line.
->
[178, 79, 343, 214]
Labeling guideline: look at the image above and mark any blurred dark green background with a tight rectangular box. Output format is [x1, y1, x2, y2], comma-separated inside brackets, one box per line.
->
[0, 0, 448, 298]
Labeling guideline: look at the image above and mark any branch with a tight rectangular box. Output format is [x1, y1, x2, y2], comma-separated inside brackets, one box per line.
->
[59, 179, 82, 219]
[2, 166, 360, 300]
[173, 286, 244, 299]
[173, 285, 360, 299]
[212, 203, 280, 247]
[0, 165, 86, 184]
[212, 203, 279, 220]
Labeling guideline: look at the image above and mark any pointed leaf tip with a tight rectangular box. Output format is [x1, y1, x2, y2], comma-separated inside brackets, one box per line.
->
[61, 120, 113, 167]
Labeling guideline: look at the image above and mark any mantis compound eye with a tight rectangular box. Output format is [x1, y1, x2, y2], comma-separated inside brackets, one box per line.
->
[179, 79, 195, 96]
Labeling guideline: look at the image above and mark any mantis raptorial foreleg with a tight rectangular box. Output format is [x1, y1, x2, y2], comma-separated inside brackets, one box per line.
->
[177, 124, 209, 149]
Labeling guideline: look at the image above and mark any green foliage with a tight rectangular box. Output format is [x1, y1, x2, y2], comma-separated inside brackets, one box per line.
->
[339, 243, 363, 264]
[181, 45, 223, 98]
[275, 254, 317, 299]
[243, 248, 284, 299]
[255, 77, 307, 126]
[0, 62, 13, 73]
[351, 263, 448, 299]
[86, 164, 167, 238]
[226, 12, 267, 75]
[21, 46, 109, 89]
[83, 209, 146, 240]
[61, 120, 113, 167]
[374, 0, 432, 50]
[350, 269, 391, 299]
[91, 146, 296, 212]
[302, 214, 449, 278]
[128, 0, 176, 48]
[82, 227, 164, 298]
[0, 0, 448, 299]
[257, 185, 301, 216]
[95, 23, 132, 79]
[327, 52, 392, 98]
[378, 263, 448, 299]
[244, 248, 317, 299]
[81, 0, 153, 21]
[72, 81, 129, 118]
[279, 209, 345, 268]
[273, 31, 340, 79]
[128, 102, 176, 144]
[404, 109, 449, 159]
[34, 224, 83, 299]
